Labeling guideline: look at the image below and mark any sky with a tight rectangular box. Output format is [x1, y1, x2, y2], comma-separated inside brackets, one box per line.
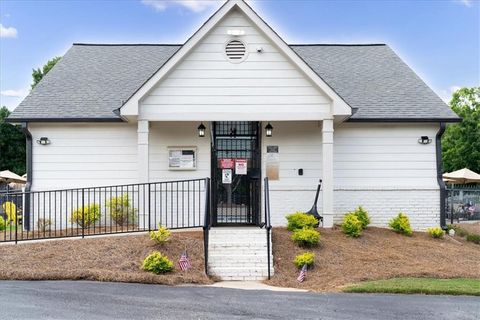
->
[0, 0, 479, 110]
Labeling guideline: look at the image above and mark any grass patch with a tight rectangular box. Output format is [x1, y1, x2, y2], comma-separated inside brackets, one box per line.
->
[344, 278, 480, 296]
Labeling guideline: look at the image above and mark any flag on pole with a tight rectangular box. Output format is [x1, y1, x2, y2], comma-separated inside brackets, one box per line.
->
[179, 250, 191, 271]
[297, 264, 307, 282]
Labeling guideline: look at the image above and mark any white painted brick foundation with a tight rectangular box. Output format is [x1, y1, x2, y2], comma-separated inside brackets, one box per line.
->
[269, 188, 440, 231]
[208, 227, 274, 281]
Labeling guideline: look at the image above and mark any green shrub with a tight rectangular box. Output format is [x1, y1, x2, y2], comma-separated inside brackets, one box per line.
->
[341, 213, 363, 237]
[70, 204, 101, 228]
[0, 216, 5, 231]
[149, 225, 171, 245]
[389, 213, 413, 236]
[294, 252, 315, 269]
[286, 212, 318, 231]
[466, 234, 480, 245]
[107, 194, 138, 226]
[291, 227, 320, 247]
[141, 251, 173, 274]
[452, 225, 469, 237]
[353, 206, 370, 229]
[427, 227, 444, 239]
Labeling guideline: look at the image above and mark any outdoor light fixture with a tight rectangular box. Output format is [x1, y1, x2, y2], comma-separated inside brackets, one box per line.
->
[418, 136, 432, 145]
[227, 29, 245, 36]
[197, 123, 206, 137]
[36, 137, 50, 145]
[265, 122, 273, 137]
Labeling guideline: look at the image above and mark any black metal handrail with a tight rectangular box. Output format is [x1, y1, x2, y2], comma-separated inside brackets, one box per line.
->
[264, 177, 272, 280]
[0, 178, 208, 243]
[203, 177, 212, 275]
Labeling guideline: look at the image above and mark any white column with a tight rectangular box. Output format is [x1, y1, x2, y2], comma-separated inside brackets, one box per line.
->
[138, 120, 149, 183]
[322, 119, 334, 227]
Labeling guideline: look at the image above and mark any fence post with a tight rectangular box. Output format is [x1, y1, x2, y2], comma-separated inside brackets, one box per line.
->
[81, 188, 85, 239]
[148, 184, 151, 232]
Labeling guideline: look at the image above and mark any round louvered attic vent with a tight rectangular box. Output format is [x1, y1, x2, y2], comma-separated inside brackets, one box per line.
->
[225, 40, 247, 62]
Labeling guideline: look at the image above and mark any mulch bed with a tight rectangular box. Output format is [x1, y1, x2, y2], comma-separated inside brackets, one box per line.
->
[267, 227, 480, 292]
[454, 222, 480, 235]
[0, 231, 213, 285]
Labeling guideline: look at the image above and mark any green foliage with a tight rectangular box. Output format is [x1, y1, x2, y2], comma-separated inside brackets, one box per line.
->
[149, 225, 171, 245]
[294, 252, 315, 269]
[0, 106, 26, 175]
[107, 194, 137, 226]
[341, 213, 363, 237]
[427, 227, 444, 239]
[31, 56, 61, 89]
[291, 227, 320, 247]
[70, 204, 101, 228]
[466, 234, 480, 245]
[442, 87, 480, 173]
[389, 213, 413, 236]
[286, 212, 318, 231]
[141, 251, 174, 274]
[0, 216, 5, 231]
[451, 225, 469, 237]
[353, 206, 370, 229]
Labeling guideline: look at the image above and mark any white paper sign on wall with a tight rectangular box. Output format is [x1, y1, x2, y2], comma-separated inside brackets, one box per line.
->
[235, 159, 247, 175]
[222, 169, 232, 184]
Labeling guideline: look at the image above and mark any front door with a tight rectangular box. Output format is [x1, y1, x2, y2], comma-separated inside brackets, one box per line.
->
[211, 121, 261, 225]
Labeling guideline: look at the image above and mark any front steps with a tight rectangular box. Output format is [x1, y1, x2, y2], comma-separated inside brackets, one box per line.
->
[207, 227, 274, 281]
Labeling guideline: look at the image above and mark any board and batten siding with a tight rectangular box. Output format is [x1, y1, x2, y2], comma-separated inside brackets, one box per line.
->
[29, 123, 139, 190]
[139, 9, 332, 121]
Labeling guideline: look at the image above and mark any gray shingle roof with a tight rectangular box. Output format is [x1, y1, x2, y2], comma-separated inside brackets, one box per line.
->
[8, 43, 459, 122]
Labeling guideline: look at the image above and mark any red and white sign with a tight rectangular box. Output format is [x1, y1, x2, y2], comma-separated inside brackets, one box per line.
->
[235, 159, 247, 175]
[219, 158, 234, 169]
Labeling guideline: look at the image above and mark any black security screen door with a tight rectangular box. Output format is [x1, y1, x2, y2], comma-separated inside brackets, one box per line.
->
[211, 121, 261, 225]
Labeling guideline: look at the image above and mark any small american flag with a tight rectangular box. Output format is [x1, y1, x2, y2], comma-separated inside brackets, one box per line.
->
[179, 250, 191, 271]
[297, 264, 307, 283]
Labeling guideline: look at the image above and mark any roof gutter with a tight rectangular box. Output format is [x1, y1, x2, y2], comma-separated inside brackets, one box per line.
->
[21, 122, 32, 231]
[6, 117, 124, 123]
[436, 122, 447, 230]
[347, 118, 462, 123]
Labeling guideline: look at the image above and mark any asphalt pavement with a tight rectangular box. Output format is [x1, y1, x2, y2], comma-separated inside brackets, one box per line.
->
[0, 281, 478, 320]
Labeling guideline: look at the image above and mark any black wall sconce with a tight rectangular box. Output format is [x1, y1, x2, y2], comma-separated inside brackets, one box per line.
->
[265, 122, 273, 137]
[418, 136, 432, 144]
[36, 137, 50, 145]
[197, 123, 206, 137]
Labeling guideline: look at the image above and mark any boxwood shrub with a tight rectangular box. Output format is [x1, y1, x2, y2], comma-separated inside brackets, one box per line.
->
[149, 225, 171, 245]
[353, 206, 370, 229]
[70, 204, 101, 228]
[286, 212, 318, 231]
[294, 252, 315, 269]
[0, 216, 5, 231]
[427, 227, 444, 239]
[389, 212, 413, 236]
[291, 227, 320, 247]
[142, 251, 174, 274]
[341, 213, 363, 238]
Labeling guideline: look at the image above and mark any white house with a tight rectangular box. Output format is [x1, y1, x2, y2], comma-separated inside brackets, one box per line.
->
[7, 0, 459, 232]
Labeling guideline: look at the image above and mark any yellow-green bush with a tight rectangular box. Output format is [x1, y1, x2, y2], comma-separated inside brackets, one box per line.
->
[427, 227, 444, 239]
[0, 216, 5, 231]
[141, 251, 173, 274]
[107, 194, 138, 226]
[291, 227, 320, 247]
[341, 213, 363, 237]
[70, 204, 100, 228]
[294, 252, 315, 269]
[286, 212, 318, 231]
[149, 225, 171, 245]
[353, 206, 370, 229]
[389, 212, 413, 236]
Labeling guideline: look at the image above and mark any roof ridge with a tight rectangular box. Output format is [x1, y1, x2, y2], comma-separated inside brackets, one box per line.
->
[290, 43, 386, 47]
[73, 43, 182, 46]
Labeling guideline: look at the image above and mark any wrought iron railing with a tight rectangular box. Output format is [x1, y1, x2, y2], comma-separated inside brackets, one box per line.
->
[263, 177, 272, 280]
[202, 178, 212, 275]
[0, 179, 208, 243]
[445, 184, 480, 223]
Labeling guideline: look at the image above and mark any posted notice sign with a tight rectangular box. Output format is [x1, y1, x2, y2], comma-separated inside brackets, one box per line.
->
[222, 169, 232, 184]
[235, 159, 247, 175]
[219, 158, 234, 169]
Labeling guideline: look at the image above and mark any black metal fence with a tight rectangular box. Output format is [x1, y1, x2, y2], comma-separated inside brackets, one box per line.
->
[446, 184, 480, 223]
[0, 178, 209, 243]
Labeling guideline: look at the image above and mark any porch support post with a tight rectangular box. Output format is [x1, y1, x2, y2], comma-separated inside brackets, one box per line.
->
[322, 119, 334, 227]
[138, 120, 150, 183]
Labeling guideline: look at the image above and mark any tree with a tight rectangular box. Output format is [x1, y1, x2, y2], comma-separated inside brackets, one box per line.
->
[0, 106, 26, 175]
[442, 87, 480, 173]
[31, 56, 61, 89]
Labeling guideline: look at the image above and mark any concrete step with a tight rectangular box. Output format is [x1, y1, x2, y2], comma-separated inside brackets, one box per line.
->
[208, 266, 274, 280]
[209, 254, 271, 263]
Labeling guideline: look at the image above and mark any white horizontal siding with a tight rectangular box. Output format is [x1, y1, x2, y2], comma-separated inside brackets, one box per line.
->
[29, 123, 139, 189]
[140, 8, 331, 121]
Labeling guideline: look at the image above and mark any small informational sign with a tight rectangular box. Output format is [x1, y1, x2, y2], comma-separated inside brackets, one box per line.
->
[222, 169, 232, 184]
[266, 145, 279, 180]
[235, 159, 247, 175]
[219, 158, 234, 169]
[168, 147, 197, 170]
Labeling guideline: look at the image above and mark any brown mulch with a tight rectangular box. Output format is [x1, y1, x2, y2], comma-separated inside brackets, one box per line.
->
[455, 222, 480, 235]
[267, 227, 480, 292]
[0, 231, 213, 285]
